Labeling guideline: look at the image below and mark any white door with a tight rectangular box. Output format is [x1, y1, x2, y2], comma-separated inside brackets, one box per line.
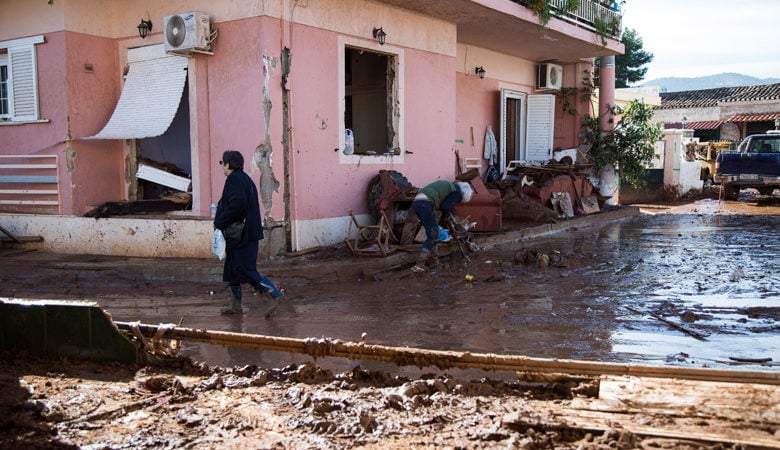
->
[499, 89, 526, 173]
[525, 94, 555, 162]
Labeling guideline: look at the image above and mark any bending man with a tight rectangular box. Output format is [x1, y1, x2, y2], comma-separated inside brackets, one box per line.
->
[411, 180, 473, 272]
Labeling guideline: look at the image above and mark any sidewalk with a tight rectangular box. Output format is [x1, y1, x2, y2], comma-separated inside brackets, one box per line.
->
[1, 206, 639, 286]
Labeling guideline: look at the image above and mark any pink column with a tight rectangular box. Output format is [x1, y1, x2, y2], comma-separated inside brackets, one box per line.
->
[598, 55, 615, 132]
[598, 55, 618, 205]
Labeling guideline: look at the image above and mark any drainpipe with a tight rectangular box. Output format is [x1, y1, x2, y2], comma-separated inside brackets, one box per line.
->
[598, 55, 618, 205]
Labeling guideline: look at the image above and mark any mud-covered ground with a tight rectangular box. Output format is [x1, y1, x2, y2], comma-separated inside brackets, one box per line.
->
[3, 352, 778, 449]
[1, 187, 779, 448]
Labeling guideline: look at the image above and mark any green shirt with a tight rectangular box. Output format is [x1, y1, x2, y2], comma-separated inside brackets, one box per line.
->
[418, 180, 457, 210]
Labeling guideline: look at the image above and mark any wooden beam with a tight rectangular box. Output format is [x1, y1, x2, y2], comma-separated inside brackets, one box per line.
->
[114, 321, 780, 386]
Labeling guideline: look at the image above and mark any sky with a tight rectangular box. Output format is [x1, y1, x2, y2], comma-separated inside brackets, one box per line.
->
[620, 0, 780, 81]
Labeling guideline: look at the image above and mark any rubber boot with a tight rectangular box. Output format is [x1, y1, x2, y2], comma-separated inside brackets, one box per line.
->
[220, 284, 243, 315]
[429, 245, 440, 270]
[254, 276, 283, 299]
[411, 248, 431, 273]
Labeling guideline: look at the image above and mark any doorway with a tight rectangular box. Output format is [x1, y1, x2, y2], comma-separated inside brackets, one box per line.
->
[499, 89, 526, 173]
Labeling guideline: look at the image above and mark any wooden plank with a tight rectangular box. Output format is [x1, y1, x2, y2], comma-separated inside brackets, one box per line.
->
[114, 321, 780, 385]
[0, 225, 22, 243]
[0, 235, 43, 243]
[504, 406, 780, 448]
[594, 375, 780, 422]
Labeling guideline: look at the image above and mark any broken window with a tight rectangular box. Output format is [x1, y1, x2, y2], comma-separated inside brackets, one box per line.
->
[344, 47, 398, 156]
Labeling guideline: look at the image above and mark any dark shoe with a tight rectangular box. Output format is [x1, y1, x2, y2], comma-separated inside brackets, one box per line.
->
[221, 285, 243, 314]
[220, 299, 243, 315]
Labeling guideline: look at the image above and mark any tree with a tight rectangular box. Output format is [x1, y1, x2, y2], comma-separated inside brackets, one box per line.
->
[581, 100, 663, 188]
[595, 27, 654, 88]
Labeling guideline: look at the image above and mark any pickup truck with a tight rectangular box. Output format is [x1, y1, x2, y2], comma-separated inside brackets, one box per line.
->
[714, 131, 780, 200]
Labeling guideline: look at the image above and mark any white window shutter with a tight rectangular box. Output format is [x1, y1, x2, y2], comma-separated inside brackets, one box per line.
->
[525, 94, 554, 161]
[9, 45, 39, 121]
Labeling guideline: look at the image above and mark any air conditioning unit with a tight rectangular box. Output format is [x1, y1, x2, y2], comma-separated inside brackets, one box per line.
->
[537, 63, 562, 90]
[163, 11, 212, 54]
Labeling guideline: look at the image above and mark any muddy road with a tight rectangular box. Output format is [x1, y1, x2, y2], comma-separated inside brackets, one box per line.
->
[2, 194, 778, 375]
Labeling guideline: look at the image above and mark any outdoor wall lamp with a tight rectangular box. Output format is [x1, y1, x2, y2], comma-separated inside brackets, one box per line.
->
[137, 18, 152, 39]
[475, 66, 486, 79]
[372, 27, 386, 45]
[681, 116, 687, 130]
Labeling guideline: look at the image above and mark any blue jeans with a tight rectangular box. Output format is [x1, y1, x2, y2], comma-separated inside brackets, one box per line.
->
[412, 199, 438, 251]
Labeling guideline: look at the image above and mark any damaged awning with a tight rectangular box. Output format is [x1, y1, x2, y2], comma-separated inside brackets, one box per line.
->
[86, 52, 188, 140]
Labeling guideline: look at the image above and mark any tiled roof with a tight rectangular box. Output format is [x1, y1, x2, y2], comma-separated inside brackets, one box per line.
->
[655, 82, 780, 110]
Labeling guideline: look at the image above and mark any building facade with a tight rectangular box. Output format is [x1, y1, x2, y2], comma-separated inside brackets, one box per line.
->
[0, 0, 622, 256]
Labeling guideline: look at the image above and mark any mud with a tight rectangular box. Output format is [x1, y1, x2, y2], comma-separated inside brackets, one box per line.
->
[2, 353, 777, 449]
[53, 195, 778, 375]
[1, 189, 779, 448]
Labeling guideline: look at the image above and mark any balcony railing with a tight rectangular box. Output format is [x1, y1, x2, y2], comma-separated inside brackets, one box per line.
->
[518, 0, 623, 39]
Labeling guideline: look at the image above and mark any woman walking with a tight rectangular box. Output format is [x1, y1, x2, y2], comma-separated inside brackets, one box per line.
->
[214, 150, 282, 315]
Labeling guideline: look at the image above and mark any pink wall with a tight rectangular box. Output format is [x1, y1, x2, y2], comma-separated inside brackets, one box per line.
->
[204, 16, 285, 217]
[286, 25, 457, 220]
[455, 72, 502, 174]
[66, 32, 125, 213]
[1, 31, 124, 215]
[402, 50, 457, 187]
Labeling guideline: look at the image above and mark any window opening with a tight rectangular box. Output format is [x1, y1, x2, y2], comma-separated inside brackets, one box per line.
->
[135, 78, 192, 207]
[344, 47, 397, 155]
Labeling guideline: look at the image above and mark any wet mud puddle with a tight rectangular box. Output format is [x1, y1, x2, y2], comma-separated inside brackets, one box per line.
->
[120, 213, 780, 373]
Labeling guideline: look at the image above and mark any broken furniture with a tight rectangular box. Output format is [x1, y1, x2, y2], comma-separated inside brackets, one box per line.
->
[453, 168, 502, 232]
[345, 211, 397, 256]
[368, 170, 417, 231]
[503, 161, 598, 215]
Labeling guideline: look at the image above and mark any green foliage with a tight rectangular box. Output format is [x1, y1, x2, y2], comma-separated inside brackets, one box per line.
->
[581, 100, 663, 188]
[525, 0, 579, 27]
[558, 69, 596, 116]
[593, 13, 620, 46]
[595, 27, 654, 87]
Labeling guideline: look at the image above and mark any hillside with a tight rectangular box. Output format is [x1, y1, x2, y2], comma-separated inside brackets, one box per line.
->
[639, 73, 780, 92]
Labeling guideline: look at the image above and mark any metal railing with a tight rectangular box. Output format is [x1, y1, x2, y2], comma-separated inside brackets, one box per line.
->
[520, 0, 623, 39]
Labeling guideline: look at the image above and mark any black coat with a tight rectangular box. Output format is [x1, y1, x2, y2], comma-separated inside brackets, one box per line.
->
[214, 169, 264, 248]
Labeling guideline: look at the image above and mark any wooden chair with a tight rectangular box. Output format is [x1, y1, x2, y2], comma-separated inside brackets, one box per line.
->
[345, 211, 397, 256]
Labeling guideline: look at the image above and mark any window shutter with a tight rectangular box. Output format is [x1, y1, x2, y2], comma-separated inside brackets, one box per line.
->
[525, 94, 555, 161]
[9, 45, 39, 121]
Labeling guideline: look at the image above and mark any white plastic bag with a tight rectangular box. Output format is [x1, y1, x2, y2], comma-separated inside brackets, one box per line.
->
[343, 129, 354, 155]
[212, 229, 226, 260]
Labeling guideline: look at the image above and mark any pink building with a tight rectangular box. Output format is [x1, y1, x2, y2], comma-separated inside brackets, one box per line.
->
[0, 0, 622, 257]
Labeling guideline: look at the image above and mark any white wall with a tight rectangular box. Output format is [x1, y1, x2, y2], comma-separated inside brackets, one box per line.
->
[662, 130, 703, 195]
